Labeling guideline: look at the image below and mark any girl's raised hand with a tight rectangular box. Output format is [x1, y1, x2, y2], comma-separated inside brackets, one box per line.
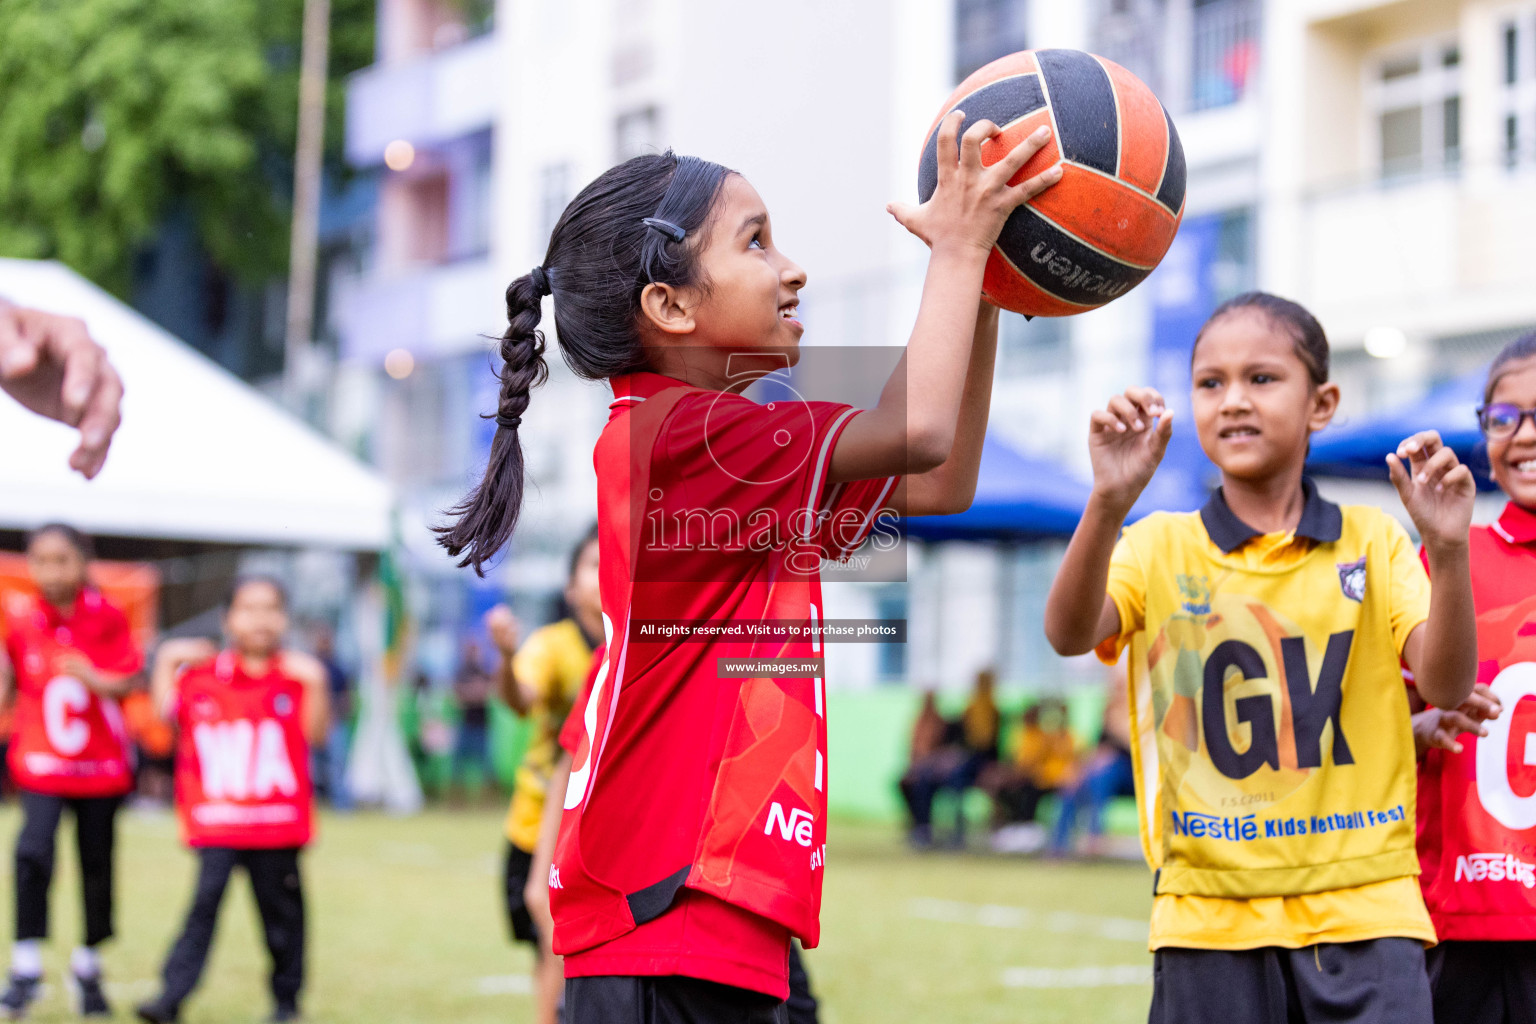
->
[886, 112, 1062, 254]
[1089, 387, 1172, 512]
[154, 637, 218, 674]
[1387, 430, 1475, 551]
[1412, 683, 1501, 757]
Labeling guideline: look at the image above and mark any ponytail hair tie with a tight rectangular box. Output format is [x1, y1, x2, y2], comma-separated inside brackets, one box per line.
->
[529, 266, 552, 297]
[495, 413, 522, 431]
[642, 217, 687, 243]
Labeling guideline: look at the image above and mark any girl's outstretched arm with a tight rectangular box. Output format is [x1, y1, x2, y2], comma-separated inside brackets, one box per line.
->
[1392, 431, 1477, 709]
[1044, 388, 1171, 656]
[891, 301, 998, 516]
[828, 114, 1060, 495]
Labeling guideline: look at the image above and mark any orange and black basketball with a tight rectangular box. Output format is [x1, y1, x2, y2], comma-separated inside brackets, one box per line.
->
[918, 49, 1186, 317]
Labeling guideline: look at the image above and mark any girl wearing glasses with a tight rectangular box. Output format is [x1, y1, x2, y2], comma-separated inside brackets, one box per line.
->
[1411, 331, 1536, 1024]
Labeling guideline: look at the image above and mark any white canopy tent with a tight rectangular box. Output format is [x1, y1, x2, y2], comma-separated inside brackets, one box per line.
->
[0, 259, 392, 549]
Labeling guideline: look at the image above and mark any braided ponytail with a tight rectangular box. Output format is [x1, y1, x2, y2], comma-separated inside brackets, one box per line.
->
[435, 272, 550, 574]
[438, 150, 734, 575]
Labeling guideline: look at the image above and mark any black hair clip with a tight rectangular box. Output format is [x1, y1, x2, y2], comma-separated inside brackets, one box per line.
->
[529, 266, 551, 297]
[642, 217, 687, 243]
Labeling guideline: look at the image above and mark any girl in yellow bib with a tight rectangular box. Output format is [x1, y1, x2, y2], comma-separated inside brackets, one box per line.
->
[1044, 292, 1478, 1024]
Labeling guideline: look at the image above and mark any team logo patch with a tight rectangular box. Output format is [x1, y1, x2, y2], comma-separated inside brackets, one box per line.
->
[1176, 574, 1211, 616]
[1337, 556, 1367, 602]
[273, 693, 294, 717]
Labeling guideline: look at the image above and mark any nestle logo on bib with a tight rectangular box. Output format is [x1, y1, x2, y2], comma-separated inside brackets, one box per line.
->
[1456, 852, 1536, 888]
[764, 801, 814, 847]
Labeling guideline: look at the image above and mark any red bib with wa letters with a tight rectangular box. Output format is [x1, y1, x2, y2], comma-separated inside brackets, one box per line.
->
[550, 372, 898, 958]
[1417, 503, 1536, 939]
[173, 651, 313, 849]
[3, 589, 141, 798]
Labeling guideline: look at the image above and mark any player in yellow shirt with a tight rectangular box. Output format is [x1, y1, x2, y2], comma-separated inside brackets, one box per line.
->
[1044, 292, 1478, 1023]
[484, 526, 600, 1003]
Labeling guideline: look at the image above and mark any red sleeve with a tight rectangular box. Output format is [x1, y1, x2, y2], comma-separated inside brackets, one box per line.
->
[90, 601, 144, 677]
[558, 645, 605, 756]
[810, 416, 901, 561]
[661, 393, 899, 557]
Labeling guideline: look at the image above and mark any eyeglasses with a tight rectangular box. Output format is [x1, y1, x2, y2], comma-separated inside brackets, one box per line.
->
[1477, 403, 1536, 440]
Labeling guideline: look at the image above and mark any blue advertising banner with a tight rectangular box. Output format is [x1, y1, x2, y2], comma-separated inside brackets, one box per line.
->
[1138, 212, 1225, 515]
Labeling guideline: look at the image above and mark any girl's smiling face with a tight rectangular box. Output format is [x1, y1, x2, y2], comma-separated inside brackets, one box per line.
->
[640, 175, 807, 387]
[1486, 357, 1536, 507]
[1190, 309, 1339, 482]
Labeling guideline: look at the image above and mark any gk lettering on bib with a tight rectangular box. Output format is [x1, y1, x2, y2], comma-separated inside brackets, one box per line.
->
[173, 652, 312, 848]
[1102, 489, 1427, 899]
[2, 589, 140, 797]
[1416, 507, 1536, 940]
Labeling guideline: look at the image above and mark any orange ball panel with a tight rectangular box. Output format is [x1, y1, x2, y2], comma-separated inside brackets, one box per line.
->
[981, 250, 1091, 317]
[977, 108, 1059, 184]
[1029, 164, 1180, 269]
[1101, 58, 1170, 195]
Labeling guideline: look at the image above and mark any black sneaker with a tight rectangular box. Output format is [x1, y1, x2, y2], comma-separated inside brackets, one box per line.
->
[135, 997, 179, 1024]
[268, 1004, 300, 1023]
[1, 973, 42, 1021]
[71, 972, 111, 1018]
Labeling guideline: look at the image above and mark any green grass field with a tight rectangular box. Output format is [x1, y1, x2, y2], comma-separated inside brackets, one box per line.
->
[0, 805, 1155, 1023]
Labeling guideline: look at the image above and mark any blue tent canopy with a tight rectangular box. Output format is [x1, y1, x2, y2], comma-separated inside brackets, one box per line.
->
[901, 433, 1211, 542]
[1307, 370, 1494, 489]
[902, 434, 1094, 542]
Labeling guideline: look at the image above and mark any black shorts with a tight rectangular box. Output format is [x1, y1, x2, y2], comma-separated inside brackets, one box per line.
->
[1149, 938, 1432, 1024]
[565, 975, 785, 1024]
[503, 841, 538, 945]
[1427, 940, 1536, 1024]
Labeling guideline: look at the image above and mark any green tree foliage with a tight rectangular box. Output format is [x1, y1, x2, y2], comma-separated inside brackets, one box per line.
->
[0, 0, 375, 294]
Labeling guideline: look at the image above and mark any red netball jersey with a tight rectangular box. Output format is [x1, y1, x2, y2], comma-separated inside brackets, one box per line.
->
[173, 651, 314, 850]
[551, 372, 898, 993]
[558, 645, 605, 757]
[2, 588, 142, 797]
[1417, 502, 1536, 940]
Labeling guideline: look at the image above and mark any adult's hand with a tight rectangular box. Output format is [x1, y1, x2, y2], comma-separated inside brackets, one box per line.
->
[0, 301, 123, 478]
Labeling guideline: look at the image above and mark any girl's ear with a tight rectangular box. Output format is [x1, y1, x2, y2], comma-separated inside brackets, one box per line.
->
[639, 282, 697, 336]
[1309, 381, 1342, 433]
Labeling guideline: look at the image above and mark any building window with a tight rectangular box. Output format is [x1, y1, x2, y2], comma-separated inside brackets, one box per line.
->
[1368, 39, 1462, 180]
[996, 312, 1068, 379]
[538, 163, 572, 250]
[1093, 0, 1165, 99]
[615, 107, 660, 162]
[1190, 0, 1260, 111]
[954, 0, 1029, 83]
[451, 131, 493, 262]
[1211, 207, 1254, 302]
[1501, 12, 1536, 167]
[404, 172, 450, 264]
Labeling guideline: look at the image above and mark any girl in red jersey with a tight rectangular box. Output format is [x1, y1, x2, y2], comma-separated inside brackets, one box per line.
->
[1411, 331, 1536, 1023]
[135, 576, 329, 1024]
[0, 524, 142, 1020]
[436, 120, 1061, 1023]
